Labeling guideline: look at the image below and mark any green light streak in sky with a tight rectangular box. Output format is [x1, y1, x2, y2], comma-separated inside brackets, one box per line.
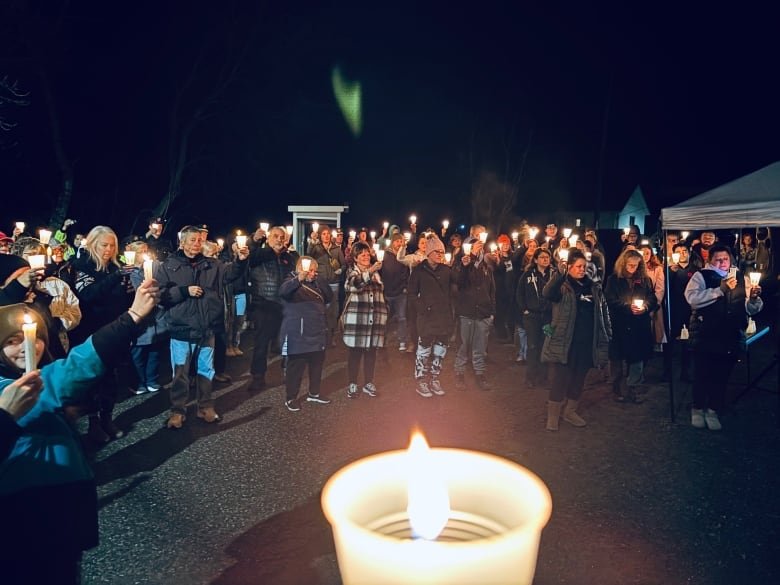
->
[332, 66, 362, 137]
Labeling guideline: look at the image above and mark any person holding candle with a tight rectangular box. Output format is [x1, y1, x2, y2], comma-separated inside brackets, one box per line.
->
[342, 241, 388, 398]
[517, 247, 556, 388]
[143, 216, 174, 261]
[307, 224, 346, 346]
[541, 249, 611, 430]
[1, 253, 44, 306]
[278, 255, 333, 410]
[157, 225, 249, 428]
[0, 280, 159, 584]
[667, 242, 697, 381]
[640, 244, 667, 352]
[604, 249, 657, 403]
[492, 234, 518, 345]
[451, 235, 495, 392]
[0, 231, 15, 254]
[71, 226, 136, 443]
[737, 231, 758, 272]
[684, 245, 763, 430]
[379, 233, 411, 352]
[407, 234, 454, 396]
[246, 225, 299, 392]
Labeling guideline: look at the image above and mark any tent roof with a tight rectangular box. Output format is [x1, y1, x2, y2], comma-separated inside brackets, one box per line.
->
[661, 161, 780, 229]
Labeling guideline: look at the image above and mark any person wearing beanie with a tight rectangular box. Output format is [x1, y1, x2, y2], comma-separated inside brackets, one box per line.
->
[0, 282, 159, 583]
[407, 234, 454, 397]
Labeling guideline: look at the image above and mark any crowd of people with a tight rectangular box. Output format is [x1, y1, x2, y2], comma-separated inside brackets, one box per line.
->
[0, 214, 771, 580]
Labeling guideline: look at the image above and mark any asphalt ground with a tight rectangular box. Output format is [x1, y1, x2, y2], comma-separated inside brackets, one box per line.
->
[80, 330, 780, 585]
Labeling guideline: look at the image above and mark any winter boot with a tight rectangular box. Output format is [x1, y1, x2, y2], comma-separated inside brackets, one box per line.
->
[88, 415, 109, 444]
[546, 401, 563, 432]
[562, 399, 587, 427]
[100, 409, 124, 439]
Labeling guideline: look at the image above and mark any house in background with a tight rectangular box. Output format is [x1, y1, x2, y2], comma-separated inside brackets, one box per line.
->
[555, 185, 649, 232]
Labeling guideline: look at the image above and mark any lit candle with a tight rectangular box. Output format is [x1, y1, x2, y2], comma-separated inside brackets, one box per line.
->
[545, 236, 551, 243]
[568, 234, 579, 246]
[46, 246, 52, 264]
[376, 250, 385, 262]
[285, 225, 293, 235]
[312, 222, 320, 233]
[373, 243, 380, 252]
[478, 232, 488, 244]
[403, 232, 411, 242]
[529, 227, 539, 239]
[28, 254, 45, 270]
[370, 230, 377, 240]
[39, 229, 52, 245]
[409, 215, 417, 225]
[143, 254, 154, 281]
[575, 218, 581, 226]
[558, 248, 569, 262]
[22, 314, 37, 374]
[124, 250, 136, 266]
[216, 238, 225, 248]
[511, 231, 519, 241]
[671, 252, 681, 264]
[749, 272, 761, 286]
[489, 242, 497, 253]
[259, 222, 270, 232]
[235, 231, 247, 248]
[301, 258, 312, 272]
[385, 239, 391, 248]
[442, 219, 449, 230]
[322, 431, 552, 585]
[462, 242, 472, 255]
[623, 227, 630, 235]
[633, 298, 645, 310]
[444, 252, 452, 264]
[585, 251, 592, 261]
[681, 231, 689, 240]
[640, 239, 649, 246]
[15, 221, 25, 232]
[383, 221, 389, 229]
[562, 228, 572, 238]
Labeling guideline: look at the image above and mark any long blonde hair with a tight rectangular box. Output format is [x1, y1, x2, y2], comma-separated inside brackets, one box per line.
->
[85, 225, 120, 271]
[613, 248, 647, 279]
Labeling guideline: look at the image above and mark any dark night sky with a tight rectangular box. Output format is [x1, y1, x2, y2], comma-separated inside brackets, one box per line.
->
[2, 1, 779, 236]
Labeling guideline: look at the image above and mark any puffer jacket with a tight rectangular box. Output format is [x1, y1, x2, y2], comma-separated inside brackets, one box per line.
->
[541, 273, 611, 366]
[157, 251, 246, 341]
[248, 245, 298, 306]
[279, 273, 333, 354]
[408, 260, 454, 337]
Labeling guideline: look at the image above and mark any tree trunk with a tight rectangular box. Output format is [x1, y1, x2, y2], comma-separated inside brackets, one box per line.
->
[39, 67, 73, 229]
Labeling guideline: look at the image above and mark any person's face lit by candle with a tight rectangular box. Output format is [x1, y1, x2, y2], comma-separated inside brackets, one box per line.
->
[641, 247, 652, 264]
[181, 231, 204, 258]
[355, 249, 372, 270]
[674, 246, 689, 266]
[3, 330, 45, 370]
[266, 228, 287, 253]
[133, 244, 149, 266]
[321, 228, 332, 246]
[536, 251, 551, 270]
[625, 257, 641, 276]
[568, 257, 587, 280]
[95, 234, 117, 265]
[525, 239, 538, 253]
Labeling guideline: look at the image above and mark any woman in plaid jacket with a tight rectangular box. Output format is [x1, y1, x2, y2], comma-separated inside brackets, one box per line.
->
[342, 242, 388, 399]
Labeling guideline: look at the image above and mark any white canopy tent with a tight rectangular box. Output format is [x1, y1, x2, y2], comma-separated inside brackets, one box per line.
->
[661, 161, 780, 229]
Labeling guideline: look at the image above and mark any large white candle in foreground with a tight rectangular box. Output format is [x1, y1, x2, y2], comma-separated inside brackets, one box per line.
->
[322, 432, 552, 585]
[22, 314, 37, 374]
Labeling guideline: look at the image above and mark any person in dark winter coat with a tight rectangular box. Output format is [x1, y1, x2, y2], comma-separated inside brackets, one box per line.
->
[71, 226, 135, 443]
[667, 242, 697, 381]
[408, 235, 454, 397]
[516, 247, 556, 387]
[604, 248, 657, 403]
[306, 225, 346, 345]
[379, 233, 411, 351]
[278, 256, 333, 411]
[342, 241, 388, 398]
[157, 226, 249, 429]
[684, 244, 763, 431]
[246, 225, 299, 391]
[0, 281, 159, 585]
[451, 235, 496, 392]
[0, 254, 40, 307]
[542, 250, 611, 431]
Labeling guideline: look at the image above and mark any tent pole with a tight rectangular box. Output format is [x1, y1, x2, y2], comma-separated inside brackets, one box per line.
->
[663, 225, 676, 423]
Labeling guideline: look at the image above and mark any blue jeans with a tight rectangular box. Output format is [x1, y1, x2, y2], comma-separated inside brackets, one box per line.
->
[455, 316, 491, 375]
[169, 336, 215, 412]
[131, 343, 162, 389]
[385, 293, 408, 343]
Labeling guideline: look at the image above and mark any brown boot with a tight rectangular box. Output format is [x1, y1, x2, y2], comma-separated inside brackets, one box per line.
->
[197, 407, 221, 423]
[563, 399, 587, 427]
[546, 401, 563, 431]
[166, 412, 186, 429]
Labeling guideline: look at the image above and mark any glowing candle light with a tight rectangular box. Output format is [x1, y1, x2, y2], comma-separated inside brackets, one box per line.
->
[562, 228, 572, 238]
[286, 225, 293, 235]
[312, 222, 320, 234]
[511, 231, 519, 241]
[568, 234, 579, 246]
[259, 222, 270, 232]
[575, 218, 581, 227]
[385, 239, 391, 248]
[28, 254, 45, 270]
[383, 221, 389, 229]
[217, 238, 225, 248]
[301, 258, 312, 272]
[623, 227, 630, 235]
[681, 231, 690, 240]
[558, 249, 569, 262]
[529, 227, 539, 239]
[489, 242, 497, 253]
[22, 314, 37, 374]
[322, 430, 552, 585]
[633, 298, 645, 310]
[370, 230, 377, 240]
[671, 252, 681, 264]
[15, 221, 25, 232]
[641, 239, 649, 246]
[143, 254, 154, 281]
[46, 246, 52, 264]
[409, 215, 417, 225]
[478, 232, 488, 243]
[38, 229, 52, 245]
[124, 250, 136, 266]
[442, 219, 449, 230]
[403, 232, 411, 242]
[444, 252, 451, 264]
[349, 230, 357, 240]
[749, 272, 761, 286]
[462, 242, 472, 255]
[376, 250, 385, 262]
[373, 243, 380, 252]
[235, 231, 247, 248]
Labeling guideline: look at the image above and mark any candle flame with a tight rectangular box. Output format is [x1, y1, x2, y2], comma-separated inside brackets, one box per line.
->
[23, 313, 33, 325]
[406, 431, 450, 541]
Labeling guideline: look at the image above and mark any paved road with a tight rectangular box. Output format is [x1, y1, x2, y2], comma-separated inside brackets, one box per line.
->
[81, 336, 780, 584]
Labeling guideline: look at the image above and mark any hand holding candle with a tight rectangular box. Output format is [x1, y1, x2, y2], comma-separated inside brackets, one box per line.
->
[22, 314, 37, 374]
[749, 272, 761, 286]
[632, 298, 645, 313]
[671, 252, 681, 264]
[28, 254, 46, 271]
[38, 229, 52, 245]
[376, 249, 385, 262]
[235, 232, 248, 248]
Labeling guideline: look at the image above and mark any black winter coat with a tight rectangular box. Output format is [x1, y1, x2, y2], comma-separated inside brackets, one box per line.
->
[408, 261, 454, 337]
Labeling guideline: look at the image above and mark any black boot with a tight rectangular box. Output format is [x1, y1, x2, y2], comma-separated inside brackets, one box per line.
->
[100, 410, 124, 440]
[88, 415, 109, 444]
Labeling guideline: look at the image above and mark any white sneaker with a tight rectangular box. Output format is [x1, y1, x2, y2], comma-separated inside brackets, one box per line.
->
[704, 409, 722, 431]
[691, 408, 705, 429]
[362, 382, 378, 397]
[347, 383, 359, 399]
